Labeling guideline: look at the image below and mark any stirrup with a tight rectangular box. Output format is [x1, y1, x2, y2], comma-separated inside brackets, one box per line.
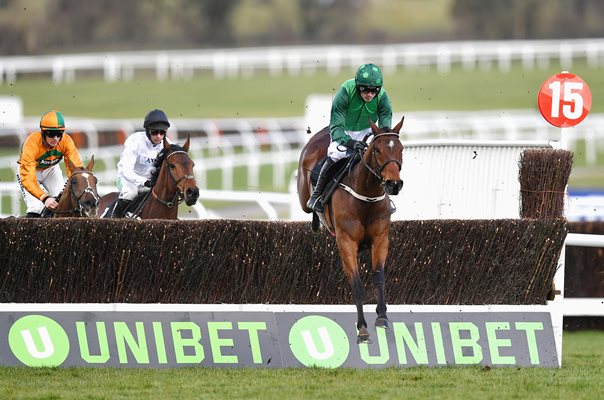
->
[307, 196, 324, 213]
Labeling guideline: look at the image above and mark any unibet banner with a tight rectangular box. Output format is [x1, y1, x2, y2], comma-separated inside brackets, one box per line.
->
[0, 311, 558, 368]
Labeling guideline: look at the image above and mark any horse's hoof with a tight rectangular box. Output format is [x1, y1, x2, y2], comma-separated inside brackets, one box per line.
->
[375, 317, 389, 329]
[357, 327, 372, 344]
[357, 335, 372, 344]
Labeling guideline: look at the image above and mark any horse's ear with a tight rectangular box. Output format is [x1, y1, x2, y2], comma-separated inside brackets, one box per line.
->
[182, 134, 190, 152]
[393, 116, 405, 134]
[65, 157, 77, 173]
[368, 118, 380, 134]
[163, 136, 170, 149]
[86, 155, 95, 171]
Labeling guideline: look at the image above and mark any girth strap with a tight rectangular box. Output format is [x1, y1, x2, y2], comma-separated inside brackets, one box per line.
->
[338, 183, 385, 203]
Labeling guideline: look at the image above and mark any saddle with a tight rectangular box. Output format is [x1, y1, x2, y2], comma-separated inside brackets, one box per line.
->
[311, 153, 361, 207]
[103, 191, 152, 219]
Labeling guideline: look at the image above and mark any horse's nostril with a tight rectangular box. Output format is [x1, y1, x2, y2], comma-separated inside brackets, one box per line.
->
[188, 188, 200, 198]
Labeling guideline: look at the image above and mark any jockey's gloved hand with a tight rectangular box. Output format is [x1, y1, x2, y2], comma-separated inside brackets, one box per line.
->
[346, 139, 368, 152]
[139, 181, 152, 194]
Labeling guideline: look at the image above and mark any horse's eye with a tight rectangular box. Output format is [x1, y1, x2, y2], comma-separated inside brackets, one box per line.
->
[168, 163, 175, 169]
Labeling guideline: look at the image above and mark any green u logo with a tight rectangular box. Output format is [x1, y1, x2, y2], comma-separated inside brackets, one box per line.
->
[8, 315, 70, 367]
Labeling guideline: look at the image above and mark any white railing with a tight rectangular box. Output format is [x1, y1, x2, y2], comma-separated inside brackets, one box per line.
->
[3, 110, 604, 165]
[2, 38, 604, 84]
[551, 233, 604, 317]
[0, 183, 292, 221]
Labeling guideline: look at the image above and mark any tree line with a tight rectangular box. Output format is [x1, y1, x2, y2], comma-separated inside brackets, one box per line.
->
[1, 0, 603, 56]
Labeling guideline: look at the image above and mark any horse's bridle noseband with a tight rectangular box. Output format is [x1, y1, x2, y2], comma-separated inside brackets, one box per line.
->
[151, 150, 195, 208]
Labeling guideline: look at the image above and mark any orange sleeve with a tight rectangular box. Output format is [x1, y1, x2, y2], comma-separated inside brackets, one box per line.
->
[61, 134, 83, 177]
[18, 134, 47, 201]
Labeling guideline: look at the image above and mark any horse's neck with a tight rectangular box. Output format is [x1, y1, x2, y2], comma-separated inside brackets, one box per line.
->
[153, 163, 177, 198]
[347, 153, 383, 196]
[56, 181, 71, 209]
[143, 163, 179, 218]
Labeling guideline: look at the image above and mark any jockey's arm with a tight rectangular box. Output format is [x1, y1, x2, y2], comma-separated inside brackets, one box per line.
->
[377, 90, 393, 130]
[117, 139, 147, 186]
[61, 134, 83, 177]
[329, 86, 352, 145]
[18, 138, 47, 201]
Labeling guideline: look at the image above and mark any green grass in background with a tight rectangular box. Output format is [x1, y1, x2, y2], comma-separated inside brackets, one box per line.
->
[2, 60, 603, 118]
[1, 61, 602, 193]
[0, 331, 601, 400]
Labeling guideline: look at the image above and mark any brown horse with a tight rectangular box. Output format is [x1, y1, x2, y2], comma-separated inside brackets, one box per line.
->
[50, 156, 100, 217]
[297, 117, 404, 344]
[98, 136, 199, 219]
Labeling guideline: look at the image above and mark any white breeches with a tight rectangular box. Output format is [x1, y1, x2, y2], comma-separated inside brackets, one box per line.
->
[327, 128, 372, 161]
[117, 177, 141, 200]
[17, 164, 65, 214]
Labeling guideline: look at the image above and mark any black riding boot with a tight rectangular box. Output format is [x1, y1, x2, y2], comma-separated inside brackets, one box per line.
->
[25, 212, 40, 218]
[306, 158, 335, 213]
[111, 199, 131, 218]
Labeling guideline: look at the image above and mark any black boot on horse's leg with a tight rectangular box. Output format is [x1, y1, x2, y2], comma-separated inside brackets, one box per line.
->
[307, 158, 335, 213]
[373, 268, 389, 329]
[111, 199, 131, 218]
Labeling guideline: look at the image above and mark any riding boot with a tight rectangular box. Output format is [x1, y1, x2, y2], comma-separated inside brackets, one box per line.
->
[25, 212, 40, 218]
[306, 158, 335, 213]
[40, 207, 54, 218]
[111, 199, 131, 218]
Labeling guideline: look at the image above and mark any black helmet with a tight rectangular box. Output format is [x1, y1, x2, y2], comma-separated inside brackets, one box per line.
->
[144, 109, 170, 130]
[143, 109, 170, 141]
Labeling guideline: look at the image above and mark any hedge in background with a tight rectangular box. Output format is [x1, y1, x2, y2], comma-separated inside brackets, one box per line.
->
[0, 217, 566, 305]
[519, 149, 573, 218]
[566, 221, 604, 297]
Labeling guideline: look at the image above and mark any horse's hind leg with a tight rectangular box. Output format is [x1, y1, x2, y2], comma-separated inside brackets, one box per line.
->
[311, 211, 320, 232]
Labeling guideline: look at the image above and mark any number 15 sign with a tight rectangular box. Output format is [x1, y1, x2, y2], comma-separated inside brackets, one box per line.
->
[538, 71, 592, 128]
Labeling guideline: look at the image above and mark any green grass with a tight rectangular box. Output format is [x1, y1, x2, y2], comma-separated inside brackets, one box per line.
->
[2, 60, 604, 118]
[0, 331, 601, 399]
[2, 60, 603, 202]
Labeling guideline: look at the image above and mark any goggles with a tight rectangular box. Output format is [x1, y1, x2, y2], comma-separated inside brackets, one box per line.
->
[44, 130, 63, 138]
[358, 86, 381, 94]
[150, 129, 167, 136]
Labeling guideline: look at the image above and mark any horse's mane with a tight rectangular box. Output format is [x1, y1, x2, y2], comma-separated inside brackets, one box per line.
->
[148, 143, 187, 186]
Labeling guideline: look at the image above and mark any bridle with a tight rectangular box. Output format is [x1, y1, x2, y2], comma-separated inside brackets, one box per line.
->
[151, 149, 195, 208]
[359, 133, 402, 185]
[53, 170, 100, 216]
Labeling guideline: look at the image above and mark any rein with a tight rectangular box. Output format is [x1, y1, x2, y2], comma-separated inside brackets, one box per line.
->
[341, 133, 401, 203]
[151, 150, 195, 208]
[360, 133, 402, 182]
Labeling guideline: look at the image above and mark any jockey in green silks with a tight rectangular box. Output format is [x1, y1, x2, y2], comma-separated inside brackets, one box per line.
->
[307, 63, 393, 212]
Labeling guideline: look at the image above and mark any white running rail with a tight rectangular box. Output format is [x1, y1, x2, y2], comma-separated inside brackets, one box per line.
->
[2, 38, 604, 84]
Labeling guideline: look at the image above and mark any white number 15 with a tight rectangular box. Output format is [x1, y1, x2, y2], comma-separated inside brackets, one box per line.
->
[549, 81, 583, 119]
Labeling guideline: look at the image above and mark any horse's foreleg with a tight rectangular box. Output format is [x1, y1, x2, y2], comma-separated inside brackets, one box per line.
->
[372, 237, 390, 329]
[350, 270, 366, 331]
[337, 236, 368, 335]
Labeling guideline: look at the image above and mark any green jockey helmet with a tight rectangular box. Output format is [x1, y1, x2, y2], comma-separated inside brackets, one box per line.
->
[40, 110, 66, 132]
[354, 63, 383, 88]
